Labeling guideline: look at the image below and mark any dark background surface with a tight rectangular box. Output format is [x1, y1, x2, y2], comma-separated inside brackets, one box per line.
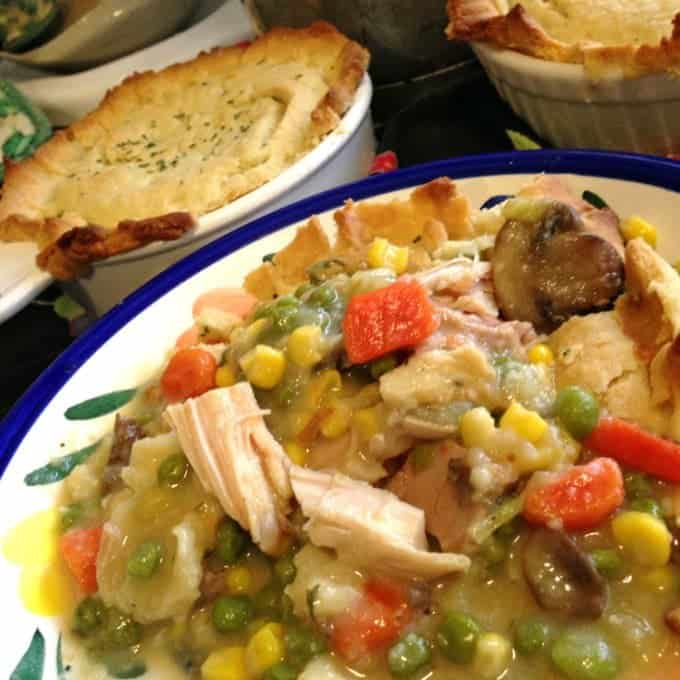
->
[0, 60, 540, 421]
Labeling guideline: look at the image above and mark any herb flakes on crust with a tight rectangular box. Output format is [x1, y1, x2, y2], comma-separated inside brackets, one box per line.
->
[0, 21, 369, 279]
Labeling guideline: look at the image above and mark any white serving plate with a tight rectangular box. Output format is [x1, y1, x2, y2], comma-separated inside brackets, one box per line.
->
[0, 151, 678, 677]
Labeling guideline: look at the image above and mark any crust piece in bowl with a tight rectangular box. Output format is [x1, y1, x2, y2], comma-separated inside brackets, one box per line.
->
[0, 21, 369, 278]
[446, 0, 680, 78]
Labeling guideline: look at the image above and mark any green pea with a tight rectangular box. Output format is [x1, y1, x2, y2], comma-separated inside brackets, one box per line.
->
[370, 354, 398, 380]
[436, 611, 481, 664]
[388, 632, 431, 677]
[106, 610, 144, 649]
[410, 444, 435, 473]
[73, 596, 107, 636]
[264, 663, 298, 680]
[157, 453, 189, 487]
[285, 625, 326, 667]
[496, 516, 523, 541]
[274, 551, 297, 586]
[480, 535, 508, 566]
[590, 549, 623, 579]
[254, 584, 284, 619]
[513, 619, 550, 656]
[623, 472, 652, 500]
[105, 655, 147, 679]
[294, 283, 314, 299]
[60, 502, 85, 532]
[630, 497, 664, 519]
[307, 284, 338, 309]
[215, 517, 248, 565]
[212, 595, 254, 633]
[554, 386, 600, 440]
[127, 540, 164, 578]
[551, 630, 618, 680]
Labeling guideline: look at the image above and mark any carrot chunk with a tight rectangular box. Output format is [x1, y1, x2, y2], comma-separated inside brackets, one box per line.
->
[523, 457, 624, 530]
[343, 279, 438, 364]
[585, 417, 680, 483]
[161, 347, 217, 403]
[59, 526, 102, 594]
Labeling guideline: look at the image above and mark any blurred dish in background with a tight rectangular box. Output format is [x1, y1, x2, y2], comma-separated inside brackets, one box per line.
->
[2, 0, 250, 126]
[245, 0, 471, 84]
[445, 1, 680, 155]
[0, 0, 199, 71]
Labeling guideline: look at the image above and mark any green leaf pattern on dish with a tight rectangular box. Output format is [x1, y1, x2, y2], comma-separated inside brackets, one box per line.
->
[64, 388, 137, 420]
[11, 628, 45, 680]
[24, 440, 100, 486]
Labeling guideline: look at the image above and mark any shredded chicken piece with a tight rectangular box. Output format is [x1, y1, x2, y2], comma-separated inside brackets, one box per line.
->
[386, 441, 487, 553]
[290, 466, 470, 579]
[164, 383, 292, 555]
[423, 306, 536, 358]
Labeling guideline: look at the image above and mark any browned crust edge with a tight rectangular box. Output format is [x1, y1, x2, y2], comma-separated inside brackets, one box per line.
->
[446, 1, 680, 78]
[37, 212, 197, 280]
[0, 21, 369, 277]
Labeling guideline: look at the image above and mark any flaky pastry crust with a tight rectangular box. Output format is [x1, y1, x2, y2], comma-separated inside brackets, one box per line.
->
[244, 178, 472, 300]
[0, 22, 369, 277]
[446, 0, 680, 78]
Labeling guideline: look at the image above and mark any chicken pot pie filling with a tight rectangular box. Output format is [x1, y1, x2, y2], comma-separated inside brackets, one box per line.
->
[34, 176, 680, 679]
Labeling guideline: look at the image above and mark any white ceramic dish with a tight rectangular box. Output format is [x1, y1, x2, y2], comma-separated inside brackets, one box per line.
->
[0, 0, 199, 71]
[0, 242, 51, 324]
[61, 73, 375, 316]
[474, 42, 680, 155]
[0, 150, 678, 678]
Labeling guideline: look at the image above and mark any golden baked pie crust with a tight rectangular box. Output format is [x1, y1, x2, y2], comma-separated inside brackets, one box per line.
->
[0, 21, 369, 278]
[446, 1, 680, 78]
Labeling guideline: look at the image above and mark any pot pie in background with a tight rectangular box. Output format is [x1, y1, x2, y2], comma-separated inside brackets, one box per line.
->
[446, 0, 679, 78]
[0, 22, 369, 279]
[445, 1, 680, 154]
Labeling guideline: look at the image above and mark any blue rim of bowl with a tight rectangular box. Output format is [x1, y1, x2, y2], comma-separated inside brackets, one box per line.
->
[1, 149, 678, 478]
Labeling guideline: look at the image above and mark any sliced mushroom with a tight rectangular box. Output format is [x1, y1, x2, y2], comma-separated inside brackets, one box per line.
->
[665, 606, 680, 635]
[109, 414, 144, 466]
[522, 528, 608, 619]
[492, 201, 624, 333]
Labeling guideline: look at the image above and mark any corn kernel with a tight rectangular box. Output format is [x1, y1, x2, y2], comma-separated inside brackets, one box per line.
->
[245, 622, 285, 677]
[226, 566, 252, 595]
[284, 441, 307, 466]
[612, 511, 672, 568]
[527, 343, 554, 365]
[320, 404, 351, 439]
[367, 237, 409, 274]
[201, 646, 248, 680]
[621, 215, 657, 248]
[639, 565, 677, 592]
[215, 365, 237, 388]
[308, 369, 342, 406]
[500, 401, 548, 444]
[460, 407, 495, 449]
[287, 325, 323, 368]
[353, 405, 382, 440]
[353, 383, 382, 408]
[240, 345, 286, 390]
[473, 632, 513, 680]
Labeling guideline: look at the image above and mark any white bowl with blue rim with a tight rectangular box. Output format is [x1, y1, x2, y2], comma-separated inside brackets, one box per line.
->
[0, 150, 678, 678]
